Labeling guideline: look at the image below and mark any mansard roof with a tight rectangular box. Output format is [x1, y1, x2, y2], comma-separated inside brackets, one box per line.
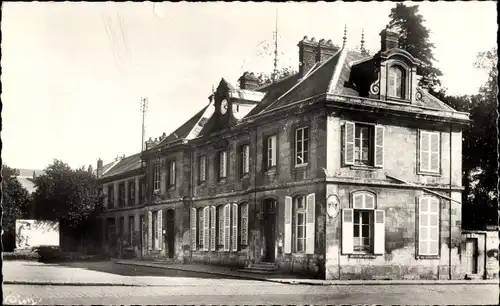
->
[101, 153, 142, 179]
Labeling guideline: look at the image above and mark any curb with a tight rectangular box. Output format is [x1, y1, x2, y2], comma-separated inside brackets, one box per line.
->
[3, 281, 143, 287]
[114, 261, 498, 286]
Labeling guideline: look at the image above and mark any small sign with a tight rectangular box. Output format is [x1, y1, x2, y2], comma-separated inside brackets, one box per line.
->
[326, 195, 340, 218]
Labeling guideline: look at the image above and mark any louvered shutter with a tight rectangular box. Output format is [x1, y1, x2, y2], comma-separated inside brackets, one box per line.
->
[203, 207, 209, 251]
[284, 196, 292, 254]
[210, 206, 216, 251]
[243, 146, 250, 174]
[418, 197, 429, 255]
[271, 135, 277, 166]
[373, 209, 385, 254]
[232, 203, 238, 251]
[157, 210, 163, 250]
[148, 210, 153, 251]
[218, 206, 224, 246]
[223, 204, 230, 251]
[306, 193, 316, 254]
[190, 208, 197, 251]
[430, 133, 440, 172]
[342, 208, 354, 254]
[429, 198, 440, 255]
[420, 131, 430, 172]
[374, 125, 385, 167]
[344, 122, 355, 165]
[240, 203, 248, 245]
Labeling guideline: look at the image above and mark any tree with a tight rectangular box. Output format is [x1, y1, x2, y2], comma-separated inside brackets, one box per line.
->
[388, 3, 443, 90]
[1, 165, 31, 251]
[256, 66, 298, 88]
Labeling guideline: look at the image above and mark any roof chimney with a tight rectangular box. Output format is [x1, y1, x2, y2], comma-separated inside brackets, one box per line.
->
[380, 27, 400, 52]
[238, 72, 259, 90]
[96, 158, 103, 178]
[298, 36, 318, 77]
[317, 39, 340, 63]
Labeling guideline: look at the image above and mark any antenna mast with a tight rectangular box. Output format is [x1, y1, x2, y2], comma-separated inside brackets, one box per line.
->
[272, 7, 279, 83]
[140, 97, 148, 152]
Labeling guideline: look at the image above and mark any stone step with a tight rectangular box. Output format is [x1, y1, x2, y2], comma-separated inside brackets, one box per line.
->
[238, 268, 277, 275]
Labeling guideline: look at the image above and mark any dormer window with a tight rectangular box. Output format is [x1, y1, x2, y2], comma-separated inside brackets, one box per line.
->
[388, 65, 405, 99]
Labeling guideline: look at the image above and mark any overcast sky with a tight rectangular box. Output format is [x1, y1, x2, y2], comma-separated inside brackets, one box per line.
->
[2, 2, 497, 170]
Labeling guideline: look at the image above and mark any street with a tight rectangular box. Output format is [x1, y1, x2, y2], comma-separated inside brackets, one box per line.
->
[3, 261, 499, 305]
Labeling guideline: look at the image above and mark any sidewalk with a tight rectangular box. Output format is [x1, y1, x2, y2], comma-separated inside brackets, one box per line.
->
[115, 259, 499, 286]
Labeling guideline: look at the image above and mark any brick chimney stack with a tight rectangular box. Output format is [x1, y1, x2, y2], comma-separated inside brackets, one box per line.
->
[96, 158, 103, 178]
[298, 36, 317, 77]
[317, 39, 340, 63]
[238, 72, 260, 90]
[380, 27, 400, 52]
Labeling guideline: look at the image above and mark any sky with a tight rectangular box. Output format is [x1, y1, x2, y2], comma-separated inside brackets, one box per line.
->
[2, 2, 497, 171]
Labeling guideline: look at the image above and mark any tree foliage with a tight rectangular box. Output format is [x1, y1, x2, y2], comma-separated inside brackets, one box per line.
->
[1, 165, 31, 232]
[388, 3, 443, 90]
[32, 160, 102, 229]
[256, 66, 298, 87]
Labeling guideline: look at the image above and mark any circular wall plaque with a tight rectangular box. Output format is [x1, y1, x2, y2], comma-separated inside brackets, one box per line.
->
[326, 194, 340, 218]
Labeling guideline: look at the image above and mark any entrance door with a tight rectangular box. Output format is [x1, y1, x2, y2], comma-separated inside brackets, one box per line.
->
[139, 215, 145, 256]
[465, 238, 478, 274]
[263, 199, 277, 262]
[165, 210, 175, 259]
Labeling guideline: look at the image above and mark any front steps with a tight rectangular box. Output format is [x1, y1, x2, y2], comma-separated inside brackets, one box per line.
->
[239, 262, 278, 275]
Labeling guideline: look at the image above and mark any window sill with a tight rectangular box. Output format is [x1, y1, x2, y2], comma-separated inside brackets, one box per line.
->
[167, 186, 176, 191]
[348, 253, 379, 259]
[294, 163, 308, 169]
[417, 171, 441, 177]
[241, 173, 250, 179]
[265, 168, 277, 175]
[416, 255, 440, 260]
[198, 181, 206, 187]
[386, 96, 411, 103]
[218, 178, 227, 184]
[350, 165, 379, 172]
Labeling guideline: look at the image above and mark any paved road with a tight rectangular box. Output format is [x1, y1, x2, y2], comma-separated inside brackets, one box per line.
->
[3, 261, 499, 305]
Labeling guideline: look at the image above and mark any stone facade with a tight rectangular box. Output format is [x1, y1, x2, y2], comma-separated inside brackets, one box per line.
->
[97, 26, 470, 279]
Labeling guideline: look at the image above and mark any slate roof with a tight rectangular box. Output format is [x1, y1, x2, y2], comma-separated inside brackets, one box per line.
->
[157, 104, 210, 146]
[101, 153, 142, 179]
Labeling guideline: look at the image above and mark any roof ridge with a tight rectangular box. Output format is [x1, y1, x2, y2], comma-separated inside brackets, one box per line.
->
[254, 72, 300, 92]
[327, 48, 349, 94]
[260, 50, 343, 113]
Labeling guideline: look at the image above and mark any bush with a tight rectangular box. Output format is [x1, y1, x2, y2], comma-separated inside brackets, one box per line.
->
[2, 251, 40, 261]
[34, 246, 110, 263]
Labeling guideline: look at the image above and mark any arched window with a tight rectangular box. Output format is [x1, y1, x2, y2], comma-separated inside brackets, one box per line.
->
[388, 65, 405, 99]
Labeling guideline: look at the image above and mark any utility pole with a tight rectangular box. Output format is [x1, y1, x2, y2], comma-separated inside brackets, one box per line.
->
[140, 96, 148, 259]
[272, 7, 279, 83]
[140, 97, 148, 152]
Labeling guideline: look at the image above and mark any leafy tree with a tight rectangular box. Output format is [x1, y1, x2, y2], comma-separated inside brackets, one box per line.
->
[256, 66, 298, 87]
[388, 3, 443, 90]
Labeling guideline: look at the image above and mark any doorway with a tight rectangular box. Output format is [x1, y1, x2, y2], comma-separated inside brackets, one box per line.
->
[465, 238, 478, 275]
[165, 209, 175, 259]
[263, 199, 277, 262]
[139, 215, 145, 256]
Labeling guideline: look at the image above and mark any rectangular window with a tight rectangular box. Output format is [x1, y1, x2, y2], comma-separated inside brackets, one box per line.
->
[419, 131, 440, 173]
[418, 197, 440, 256]
[129, 216, 134, 244]
[295, 127, 309, 166]
[353, 210, 373, 252]
[267, 135, 277, 169]
[294, 196, 306, 253]
[108, 185, 114, 208]
[153, 163, 160, 191]
[344, 122, 384, 167]
[219, 151, 227, 179]
[118, 183, 125, 207]
[199, 156, 206, 183]
[355, 125, 372, 166]
[129, 181, 135, 203]
[139, 178, 145, 202]
[168, 160, 176, 187]
[240, 145, 250, 176]
[152, 211, 158, 249]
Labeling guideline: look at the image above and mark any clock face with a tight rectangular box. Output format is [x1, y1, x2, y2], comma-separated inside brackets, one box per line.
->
[220, 99, 228, 114]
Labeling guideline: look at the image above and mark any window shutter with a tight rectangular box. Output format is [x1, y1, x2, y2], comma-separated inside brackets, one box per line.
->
[148, 210, 153, 251]
[342, 208, 354, 254]
[171, 161, 176, 186]
[429, 198, 440, 255]
[157, 210, 163, 250]
[223, 204, 230, 251]
[218, 206, 224, 246]
[243, 145, 250, 173]
[284, 196, 292, 254]
[430, 133, 440, 172]
[344, 122, 355, 165]
[232, 203, 238, 251]
[418, 197, 429, 255]
[210, 206, 216, 251]
[373, 209, 385, 254]
[203, 207, 209, 251]
[240, 203, 248, 246]
[420, 131, 430, 172]
[190, 208, 197, 251]
[374, 125, 385, 167]
[271, 135, 277, 166]
[306, 193, 316, 254]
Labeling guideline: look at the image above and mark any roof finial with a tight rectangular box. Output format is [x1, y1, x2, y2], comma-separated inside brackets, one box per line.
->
[342, 24, 347, 48]
[360, 28, 367, 55]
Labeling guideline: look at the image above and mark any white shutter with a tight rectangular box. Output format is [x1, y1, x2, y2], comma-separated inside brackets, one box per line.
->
[344, 122, 355, 165]
[374, 125, 385, 167]
[190, 208, 197, 251]
[284, 196, 292, 254]
[306, 193, 316, 254]
[240, 203, 248, 245]
[373, 209, 385, 254]
[157, 210, 163, 250]
[243, 145, 250, 174]
[223, 204, 230, 251]
[342, 208, 354, 254]
[271, 135, 277, 166]
[232, 203, 238, 251]
[420, 131, 430, 172]
[429, 198, 440, 255]
[171, 161, 176, 186]
[218, 206, 224, 246]
[210, 206, 216, 251]
[148, 210, 153, 251]
[430, 133, 440, 172]
[203, 207, 209, 251]
[418, 197, 429, 255]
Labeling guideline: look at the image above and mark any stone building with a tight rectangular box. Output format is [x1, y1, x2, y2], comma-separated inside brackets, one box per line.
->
[98, 26, 471, 279]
